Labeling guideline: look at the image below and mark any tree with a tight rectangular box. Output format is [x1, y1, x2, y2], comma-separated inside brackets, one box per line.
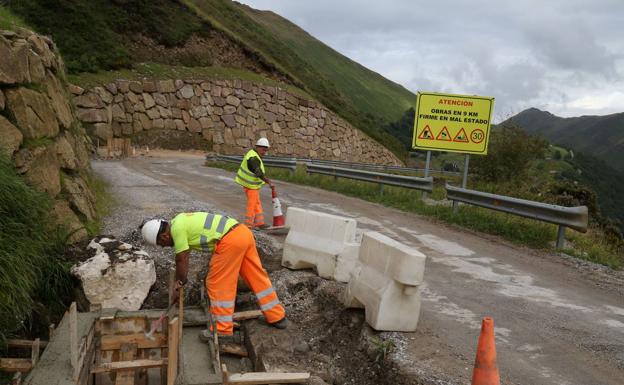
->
[471, 125, 547, 182]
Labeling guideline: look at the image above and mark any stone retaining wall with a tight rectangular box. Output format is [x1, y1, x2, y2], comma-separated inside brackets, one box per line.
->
[0, 28, 95, 243]
[71, 79, 402, 165]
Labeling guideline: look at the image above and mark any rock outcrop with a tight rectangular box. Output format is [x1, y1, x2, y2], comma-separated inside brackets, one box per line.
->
[72, 79, 402, 165]
[71, 236, 156, 311]
[0, 28, 96, 243]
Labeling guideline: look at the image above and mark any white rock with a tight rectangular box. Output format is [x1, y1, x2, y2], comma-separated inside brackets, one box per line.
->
[72, 237, 156, 311]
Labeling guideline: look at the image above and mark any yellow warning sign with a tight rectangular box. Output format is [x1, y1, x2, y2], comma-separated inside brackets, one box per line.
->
[412, 92, 495, 155]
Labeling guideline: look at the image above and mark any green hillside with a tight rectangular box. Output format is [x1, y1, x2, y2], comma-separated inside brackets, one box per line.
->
[5, 0, 415, 158]
[182, 0, 414, 156]
[504, 108, 624, 172]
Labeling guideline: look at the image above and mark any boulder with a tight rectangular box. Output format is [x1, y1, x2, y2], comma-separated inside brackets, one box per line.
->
[93, 86, 113, 104]
[77, 108, 108, 123]
[26, 34, 55, 68]
[0, 116, 23, 156]
[180, 84, 194, 99]
[0, 36, 29, 84]
[62, 130, 90, 170]
[0, 89, 4, 109]
[22, 144, 61, 196]
[74, 92, 105, 109]
[71, 236, 156, 311]
[68, 84, 84, 96]
[45, 70, 74, 128]
[50, 200, 88, 243]
[93, 123, 112, 141]
[55, 134, 77, 170]
[5, 87, 59, 139]
[62, 175, 96, 221]
[27, 50, 46, 83]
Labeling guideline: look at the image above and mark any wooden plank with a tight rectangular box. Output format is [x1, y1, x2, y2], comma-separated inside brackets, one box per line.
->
[100, 333, 167, 350]
[0, 358, 32, 372]
[166, 317, 179, 385]
[226, 372, 311, 385]
[6, 339, 48, 349]
[69, 302, 78, 381]
[233, 310, 262, 322]
[91, 359, 168, 374]
[31, 338, 40, 367]
[99, 308, 119, 321]
[115, 343, 137, 385]
[178, 286, 184, 342]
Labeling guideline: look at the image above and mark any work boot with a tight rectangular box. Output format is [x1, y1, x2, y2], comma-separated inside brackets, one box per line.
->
[269, 317, 289, 329]
[199, 329, 241, 344]
[256, 224, 271, 230]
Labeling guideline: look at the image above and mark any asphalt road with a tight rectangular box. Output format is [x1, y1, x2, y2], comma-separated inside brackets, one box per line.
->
[94, 151, 624, 385]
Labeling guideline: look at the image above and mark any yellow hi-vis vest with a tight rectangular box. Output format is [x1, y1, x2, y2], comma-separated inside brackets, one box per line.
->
[235, 149, 265, 189]
[170, 212, 238, 254]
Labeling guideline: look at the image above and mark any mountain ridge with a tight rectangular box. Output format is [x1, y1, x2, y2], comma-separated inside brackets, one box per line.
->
[503, 107, 624, 171]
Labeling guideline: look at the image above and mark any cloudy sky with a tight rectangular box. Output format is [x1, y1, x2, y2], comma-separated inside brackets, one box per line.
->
[237, 0, 623, 121]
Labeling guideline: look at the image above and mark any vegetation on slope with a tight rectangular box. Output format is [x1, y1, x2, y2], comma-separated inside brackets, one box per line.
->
[6, 0, 209, 72]
[504, 108, 624, 172]
[6, 0, 412, 158]
[0, 156, 74, 345]
[0, 4, 29, 30]
[182, 0, 412, 157]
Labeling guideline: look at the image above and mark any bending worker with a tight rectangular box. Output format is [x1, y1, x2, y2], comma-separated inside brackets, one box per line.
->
[235, 138, 273, 229]
[141, 212, 287, 339]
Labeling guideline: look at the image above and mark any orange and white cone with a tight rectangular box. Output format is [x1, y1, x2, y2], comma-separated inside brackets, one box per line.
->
[271, 186, 285, 228]
[472, 317, 501, 385]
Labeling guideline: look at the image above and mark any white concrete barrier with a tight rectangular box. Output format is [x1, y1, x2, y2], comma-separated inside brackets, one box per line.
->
[344, 231, 426, 331]
[282, 207, 360, 282]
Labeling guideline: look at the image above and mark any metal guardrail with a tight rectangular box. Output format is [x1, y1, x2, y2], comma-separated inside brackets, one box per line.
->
[306, 163, 433, 193]
[208, 154, 297, 173]
[207, 154, 460, 176]
[446, 184, 588, 248]
[295, 157, 460, 176]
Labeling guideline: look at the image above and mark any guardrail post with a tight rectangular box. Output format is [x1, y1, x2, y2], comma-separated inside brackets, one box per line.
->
[452, 155, 470, 214]
[379, 183, 384, 195]
[556, 226, 566, 249]
[423, 151, 431, 198]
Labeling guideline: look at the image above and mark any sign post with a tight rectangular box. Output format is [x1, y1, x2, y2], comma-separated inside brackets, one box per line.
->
[412, 92, 494, 207]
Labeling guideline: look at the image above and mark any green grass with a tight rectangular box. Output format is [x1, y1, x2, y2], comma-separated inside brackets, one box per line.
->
[0, 156, 74, 346]
[183, 0, 411, 158]
[0, 5, 29, 30]
[68, 62, 313, 99]
[207, 161, 622, 268]
[82, 170, 114, 236]
[6, 0, 209, 73]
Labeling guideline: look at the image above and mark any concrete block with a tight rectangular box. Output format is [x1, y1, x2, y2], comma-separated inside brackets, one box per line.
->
[344, 231, 426, 332]
[282, 207, 360, 282]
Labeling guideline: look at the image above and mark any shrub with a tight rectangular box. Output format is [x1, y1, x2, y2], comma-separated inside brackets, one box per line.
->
[0, 156, 73, 344]
[472, 125, 547, 182]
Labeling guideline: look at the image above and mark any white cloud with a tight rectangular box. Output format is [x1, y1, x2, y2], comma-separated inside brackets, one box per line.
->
[236, 0, 624, 120]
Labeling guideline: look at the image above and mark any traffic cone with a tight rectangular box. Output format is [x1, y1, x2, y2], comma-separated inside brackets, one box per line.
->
[472, 317, 500, 385]
[271, 186, 285, 227]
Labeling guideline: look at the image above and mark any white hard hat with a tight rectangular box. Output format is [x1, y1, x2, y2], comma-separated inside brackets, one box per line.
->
[255, 138, 270, 148]
[141, 219, 163, 246]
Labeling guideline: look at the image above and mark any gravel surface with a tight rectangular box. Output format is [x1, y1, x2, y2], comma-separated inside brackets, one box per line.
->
[93, 153, 624, 385]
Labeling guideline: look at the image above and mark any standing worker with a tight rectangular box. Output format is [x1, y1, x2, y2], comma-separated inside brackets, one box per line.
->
[235, 138, 273, 229]
[141, 212, 287, 340]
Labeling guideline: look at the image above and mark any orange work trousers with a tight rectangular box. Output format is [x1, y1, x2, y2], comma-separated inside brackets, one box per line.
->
[206, 224, 285, 335]
[243, 187, 264, 227]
